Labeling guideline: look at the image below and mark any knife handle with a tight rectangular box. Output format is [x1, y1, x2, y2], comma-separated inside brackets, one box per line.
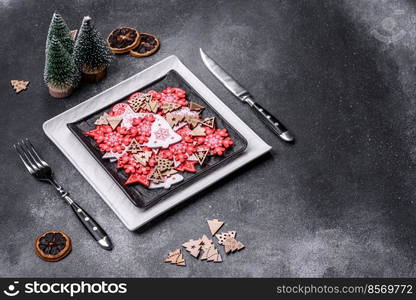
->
[244, 96, 294, 143]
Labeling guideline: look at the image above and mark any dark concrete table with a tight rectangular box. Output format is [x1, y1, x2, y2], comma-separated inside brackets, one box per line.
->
[1, 0, 416, 277]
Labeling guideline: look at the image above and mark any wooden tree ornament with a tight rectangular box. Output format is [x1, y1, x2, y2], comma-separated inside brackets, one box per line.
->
[148, 168, 163, 184]
[125, 139, 142, 154]
[190, 125, 206, 137]
[106, 115, 122, 129]
[207, 219, 224, 235]
[195, 148, 210, 166]
[94, 112, 109, 125]
[161, 102, 181, 113]
[189, 101, 204, 111]
[10, 80, 29, 93]
[166, 112, 185, 127]
[133, 151, 152, 166]
[165, 249, 186, 266]
[155, 156, 174, 172]
[182, 239, 202, 258]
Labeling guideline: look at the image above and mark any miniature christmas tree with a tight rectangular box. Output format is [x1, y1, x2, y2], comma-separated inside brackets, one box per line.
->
[44, 36, 78, 98]
[73, 16, 113, 82]
[45, 12, 74, 55]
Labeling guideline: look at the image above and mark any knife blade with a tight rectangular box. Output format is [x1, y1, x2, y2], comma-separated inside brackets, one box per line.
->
[200, 48, 294, 143]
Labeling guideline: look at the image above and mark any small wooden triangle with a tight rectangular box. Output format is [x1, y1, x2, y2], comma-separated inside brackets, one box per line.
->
[148, 168, 163, 184]
[161, 102, 181, 113]
[190, 125, 206, 136]
[165, 249, 180, 263]
[195, 148, 209, 165]
[214, 254, 223, 263]
[201, 117, 215, 128]
[189, 101, 204, 111]
[207, 219, 224, 235]
[133, 150, 152, 166]
[176, 254, 186, 266]
[125, 139, 142, 154]
[11, 80, 29, 93]
[107, 115, 122, 129]
[94, 112, 109, 125]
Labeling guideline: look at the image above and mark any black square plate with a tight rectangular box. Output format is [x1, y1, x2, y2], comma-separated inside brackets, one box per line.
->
[67, 70, 247, 208]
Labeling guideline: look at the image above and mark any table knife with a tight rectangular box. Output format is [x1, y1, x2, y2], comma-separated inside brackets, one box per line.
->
[200, 48, 294, 143]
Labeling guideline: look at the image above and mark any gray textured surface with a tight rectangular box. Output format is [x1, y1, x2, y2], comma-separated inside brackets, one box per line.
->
[1, 0, 416, 277]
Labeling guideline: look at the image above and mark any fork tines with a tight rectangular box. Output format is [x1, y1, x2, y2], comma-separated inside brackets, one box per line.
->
[14, 138, 49, 176]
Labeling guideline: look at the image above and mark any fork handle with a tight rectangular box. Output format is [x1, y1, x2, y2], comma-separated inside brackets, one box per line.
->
[49, 180, 113, 250]
[67, 198, 113, 251]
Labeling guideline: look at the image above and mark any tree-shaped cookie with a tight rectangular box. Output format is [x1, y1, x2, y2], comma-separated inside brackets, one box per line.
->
[148, 168, 163, 184]
[73, 16, 113, 82]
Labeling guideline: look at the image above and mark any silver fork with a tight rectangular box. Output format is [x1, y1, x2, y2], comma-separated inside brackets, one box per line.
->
[14, 138, 113, 251]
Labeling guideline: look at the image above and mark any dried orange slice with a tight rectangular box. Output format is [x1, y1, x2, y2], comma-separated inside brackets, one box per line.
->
[35, 231, 71, 262]
[129, 33, 160, 58]
[107, 27, 140, 54]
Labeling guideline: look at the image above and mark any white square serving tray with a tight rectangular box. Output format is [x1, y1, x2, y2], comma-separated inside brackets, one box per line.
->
[43, 55, 271, 231]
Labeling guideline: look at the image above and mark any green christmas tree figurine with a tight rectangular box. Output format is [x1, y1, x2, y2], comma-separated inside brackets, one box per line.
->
[44, 36, 78, 98]
[46, 12, 74, 55]
[73, 16, 113, 82]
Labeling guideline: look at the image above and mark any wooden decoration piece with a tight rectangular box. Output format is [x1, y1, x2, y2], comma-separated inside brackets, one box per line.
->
[190, 125, 206, 137]
[223, 236, 245, 254]
[107, 115, 122, 129]
[201, 117, 215, 128]
[125, 139, 142, 154]
[148, 168, 163, 184]
[215, 231, 236, 245]
[133, 151, 152, 166]
[195, 149, 210, 166]
[146, 100, 160, 113]
[155, 156, 174, 172]
[11, 80, 29, 93]
[207, 219, 224, 235]
[161, 168, 178, 177]
[94, 112, 109, 125]
[182, 239, 202, 258]
[166, 112, 185, 127]
[189, 101, 204, 111]
[185, 115, 200, 128]
[128, 93, 152, 112]
[161, 102, 181, 113]
[165, 248, 180, 263]
[165, 249, 186, 266]
[176, 254, 186, 266]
